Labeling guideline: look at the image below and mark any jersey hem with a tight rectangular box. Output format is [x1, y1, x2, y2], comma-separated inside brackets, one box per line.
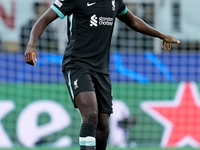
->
[62, 65, 110, 75]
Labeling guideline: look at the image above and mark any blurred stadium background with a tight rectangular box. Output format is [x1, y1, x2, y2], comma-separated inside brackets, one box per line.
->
[0, 0, 200, 149]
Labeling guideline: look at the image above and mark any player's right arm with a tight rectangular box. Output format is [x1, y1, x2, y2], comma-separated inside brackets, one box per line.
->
[117, 9, 180, 50]
[24, 8, 59, 66]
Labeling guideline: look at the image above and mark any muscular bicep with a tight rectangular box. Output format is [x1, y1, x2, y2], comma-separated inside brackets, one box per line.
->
[117, 9, 137, 28]
[38, 8, 59, 26]
[29, 8, 59, 44]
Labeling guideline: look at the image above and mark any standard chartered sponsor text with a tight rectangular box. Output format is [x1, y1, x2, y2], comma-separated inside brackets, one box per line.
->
[99, 17, 113, 26]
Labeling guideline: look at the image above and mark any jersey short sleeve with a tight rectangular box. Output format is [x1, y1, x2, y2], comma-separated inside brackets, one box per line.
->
[117, 0, 128, 16]
[50, 0, 75, 19]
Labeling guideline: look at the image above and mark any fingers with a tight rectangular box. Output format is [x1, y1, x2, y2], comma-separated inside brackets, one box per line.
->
[32, 52, 38, 66]
[24, 51, 37, 66]
[162, 40, 165, 49]
[171, 36, 180, 44]
[169, 43, 172, 50]
[162, 41, 173, 50]
[162, 41, 167, 50]
[24, 53, 35, 66]
[30, 52, 36, 66]
[162, 36, 180, 50]
[173, 40, 180, 44]
[34, 51, 38, 62]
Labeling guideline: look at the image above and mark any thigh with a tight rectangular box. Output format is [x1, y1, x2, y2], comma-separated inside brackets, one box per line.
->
[63, 67, 95, 108]
[93, 72, 113, 114]
[75, 91, 98, 124]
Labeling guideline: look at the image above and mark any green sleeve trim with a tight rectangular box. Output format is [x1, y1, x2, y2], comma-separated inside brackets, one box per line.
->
[50, 5, 65, 19]
[118, 7, 128, 16]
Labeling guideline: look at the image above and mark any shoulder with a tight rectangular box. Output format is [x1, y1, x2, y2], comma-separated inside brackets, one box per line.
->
[53, 0, 76, 7]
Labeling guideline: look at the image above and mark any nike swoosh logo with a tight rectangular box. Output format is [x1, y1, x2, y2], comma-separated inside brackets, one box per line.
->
[86, 141, 95, 146]
[87, 2, 96, 6]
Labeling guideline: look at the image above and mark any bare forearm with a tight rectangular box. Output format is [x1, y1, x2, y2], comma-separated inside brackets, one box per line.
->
[27, 19, 48, 48]
[118, 10, 166, 40]
[27, 8, 58, 48]
[118, 10, 180, 50]
[128, 16, 165, 39]
[24, 8, 59, 66]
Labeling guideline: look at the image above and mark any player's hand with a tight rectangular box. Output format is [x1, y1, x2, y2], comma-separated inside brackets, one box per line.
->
[24, 47, 38, 66]
[162, 35, 180, 50]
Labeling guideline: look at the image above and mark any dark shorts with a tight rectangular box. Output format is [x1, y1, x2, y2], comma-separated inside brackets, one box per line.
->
[63, 67, 113, 114]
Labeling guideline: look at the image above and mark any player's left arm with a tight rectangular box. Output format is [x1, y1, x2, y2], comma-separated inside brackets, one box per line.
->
[117, 9, 180, 50]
